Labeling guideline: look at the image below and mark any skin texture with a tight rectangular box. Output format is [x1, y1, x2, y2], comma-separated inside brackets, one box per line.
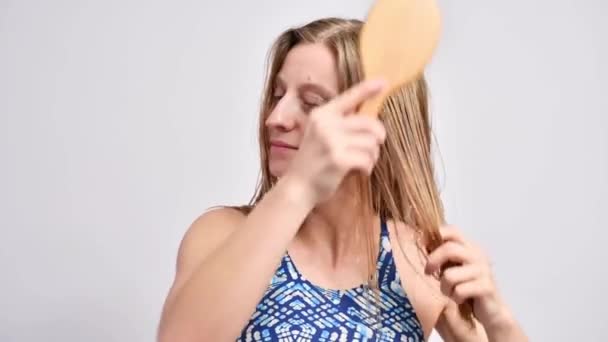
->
[157, 43, 528, 342]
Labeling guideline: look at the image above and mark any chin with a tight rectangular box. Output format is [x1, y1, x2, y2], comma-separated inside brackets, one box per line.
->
[268, 161, 288, 179]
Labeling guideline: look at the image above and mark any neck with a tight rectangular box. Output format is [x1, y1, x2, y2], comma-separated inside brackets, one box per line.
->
[295, 179, 376, 266]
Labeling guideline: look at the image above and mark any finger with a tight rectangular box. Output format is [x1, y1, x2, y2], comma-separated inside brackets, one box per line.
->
[440, 264, 480, 298]
[346, 137, 381, 167]
[451, 279, 488, 305]
[425, 241, 472, 275]
[439, 225, 467, 245]
[329, 79, 387, 114]
[343, 148, 376, 175]
[342, 116, 386, 143]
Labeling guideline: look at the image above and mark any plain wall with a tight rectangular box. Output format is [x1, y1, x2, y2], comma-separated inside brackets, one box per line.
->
[1, 0, 606, 341]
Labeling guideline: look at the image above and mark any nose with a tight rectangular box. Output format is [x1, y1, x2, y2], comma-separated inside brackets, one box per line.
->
[265, 95, 299, 132]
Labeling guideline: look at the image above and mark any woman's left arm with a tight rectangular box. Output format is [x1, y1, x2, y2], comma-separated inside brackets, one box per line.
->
[427, 226, 529, 342]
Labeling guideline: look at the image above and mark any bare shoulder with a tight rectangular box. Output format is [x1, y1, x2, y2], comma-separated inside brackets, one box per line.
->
[159, 206, 246, 322]
[383, 220, 436, 285]
[175, 207, 246, 273]
[384, 219, 447, 338]
[385, 220, 420, 244]
[168, 207, 245, 291]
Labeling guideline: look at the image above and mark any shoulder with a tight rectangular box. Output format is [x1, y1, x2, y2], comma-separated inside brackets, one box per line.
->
[383, 219, 448, 337]
[383, 220, 434, 285]
[160, 206, 246, 322]
[385, 220, 420, 244]
[189, 206, 246, 232]
[176, 206, 246, 270]
[169, 206, 246, 286]
[384, 220, 435, 251]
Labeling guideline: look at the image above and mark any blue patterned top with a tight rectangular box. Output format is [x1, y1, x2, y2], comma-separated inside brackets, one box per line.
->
[237, 221, 424, 341]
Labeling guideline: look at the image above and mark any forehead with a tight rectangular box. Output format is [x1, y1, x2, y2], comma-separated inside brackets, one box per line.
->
[278, 43, 339, 91]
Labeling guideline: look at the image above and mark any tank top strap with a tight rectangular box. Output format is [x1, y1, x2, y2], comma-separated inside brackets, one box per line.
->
[375, 217, 395, 286]
[380, 218, 390, 239]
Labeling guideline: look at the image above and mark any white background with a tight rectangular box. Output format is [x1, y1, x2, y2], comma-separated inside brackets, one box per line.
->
[1, 0, 606, 341]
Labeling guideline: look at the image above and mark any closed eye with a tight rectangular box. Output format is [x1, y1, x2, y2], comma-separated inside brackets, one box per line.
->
[301, 101, 320, 112]
[300, 93, 325, 113]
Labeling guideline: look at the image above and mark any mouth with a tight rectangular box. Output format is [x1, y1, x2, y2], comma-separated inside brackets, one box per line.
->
[270, 140, 298, 150]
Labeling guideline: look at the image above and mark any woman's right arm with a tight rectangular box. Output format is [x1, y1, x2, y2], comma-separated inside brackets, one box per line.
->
[157, 175, 316, 342]
[157, 78, 388, 342]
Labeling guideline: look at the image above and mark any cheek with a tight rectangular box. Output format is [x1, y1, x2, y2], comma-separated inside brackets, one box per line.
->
[295, 117, 309, 139]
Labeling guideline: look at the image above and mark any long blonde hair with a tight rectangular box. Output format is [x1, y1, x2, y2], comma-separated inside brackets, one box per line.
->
[236, 17, 473, 325]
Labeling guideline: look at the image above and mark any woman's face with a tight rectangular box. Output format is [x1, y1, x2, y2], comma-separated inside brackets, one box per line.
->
[266, 43, 340, 178]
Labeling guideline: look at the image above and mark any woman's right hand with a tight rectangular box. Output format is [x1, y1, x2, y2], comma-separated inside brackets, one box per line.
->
[283, 79, 388, 206]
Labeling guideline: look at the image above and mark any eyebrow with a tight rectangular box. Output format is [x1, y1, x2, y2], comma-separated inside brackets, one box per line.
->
[275, 75, 335, 100]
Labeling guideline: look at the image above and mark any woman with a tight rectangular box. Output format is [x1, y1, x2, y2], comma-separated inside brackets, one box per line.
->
[157, 17, 528, 342]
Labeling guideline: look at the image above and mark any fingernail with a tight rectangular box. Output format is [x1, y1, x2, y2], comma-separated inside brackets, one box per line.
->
[370, 78, 387, 90]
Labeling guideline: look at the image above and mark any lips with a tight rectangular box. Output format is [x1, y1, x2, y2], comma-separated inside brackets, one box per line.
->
[270, 140, 297, 149]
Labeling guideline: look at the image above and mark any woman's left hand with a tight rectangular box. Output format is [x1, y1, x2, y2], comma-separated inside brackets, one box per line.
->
[424, 225, 512, 331]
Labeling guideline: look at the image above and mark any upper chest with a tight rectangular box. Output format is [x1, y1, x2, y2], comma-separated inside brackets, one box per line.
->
[272, 221, 446, 340]
[242, 252, 425, 341]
